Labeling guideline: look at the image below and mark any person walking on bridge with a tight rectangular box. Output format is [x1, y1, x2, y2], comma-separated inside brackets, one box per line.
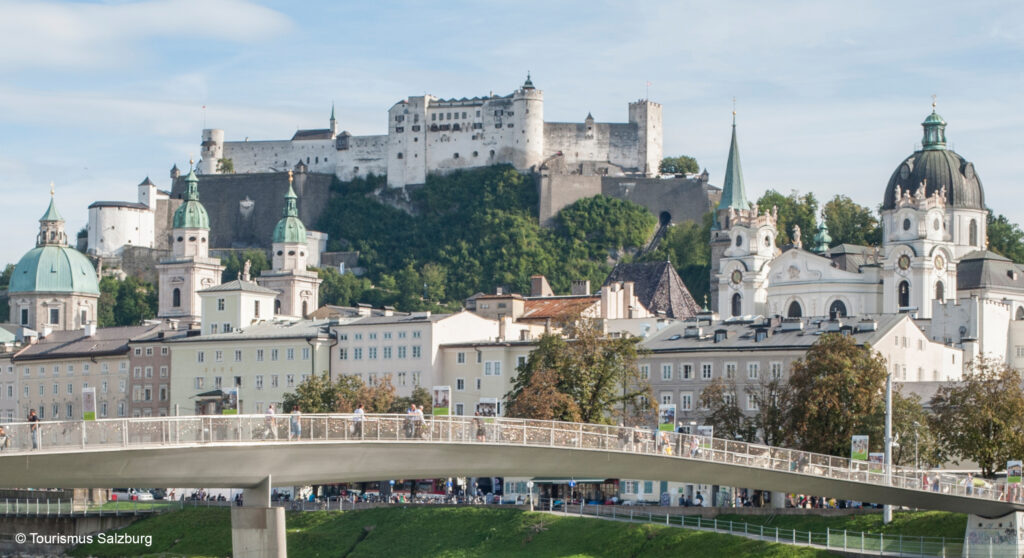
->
[264, 404, 277, 440]
[290, 407, 302, 441]
[27, 409, 39, 450]
[353, 404, 364, 437]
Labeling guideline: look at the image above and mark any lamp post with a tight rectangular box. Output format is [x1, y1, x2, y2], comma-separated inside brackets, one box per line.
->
[913, 421, 920, 473]
[883, 371, 893, 524]
[527, 481, 534, 512]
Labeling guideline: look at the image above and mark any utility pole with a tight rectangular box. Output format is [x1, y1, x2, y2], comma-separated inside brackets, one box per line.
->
[883, 372, 893, 524]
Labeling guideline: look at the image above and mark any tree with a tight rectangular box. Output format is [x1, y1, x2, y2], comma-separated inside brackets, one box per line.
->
[822, 195, 881, 247]
[757, 189, 818, 247]
[786, 333, 888, 456]
[282, 371, 337, 413]
[359, 375, 397, 413]
[930, 358, 1024, 477]
[892, 390, 942, 468]
[97, 276, 158, 327]
[504, 368, 581, 422]
[744, 375, 792, 447]
[659, 156, 699, 175]
[0, 263, 11, 320]
[392, 386, 433, 414]
[217, 158, 235, 174]
[986, 212, 1024, 263]
[698, 378, 755, 441]
[642, 212, 713, 305]
[505, 318, 650, 424]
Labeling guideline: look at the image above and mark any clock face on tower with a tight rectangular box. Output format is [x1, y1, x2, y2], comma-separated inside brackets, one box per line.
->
[731, 270, 743, 285]
[898, 255, 911, 271]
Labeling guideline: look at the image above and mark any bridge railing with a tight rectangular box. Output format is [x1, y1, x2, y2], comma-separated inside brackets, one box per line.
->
[0, 414, 1007, 505]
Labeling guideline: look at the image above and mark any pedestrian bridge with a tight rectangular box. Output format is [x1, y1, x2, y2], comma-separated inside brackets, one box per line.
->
[0, 414, 1016, 517]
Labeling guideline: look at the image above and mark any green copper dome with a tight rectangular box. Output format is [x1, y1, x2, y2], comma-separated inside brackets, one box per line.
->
[812, 221, 832, 253]
[272, 184, 307, 243]
[10, 245, 100, 295]
[172, 168, 210, 229]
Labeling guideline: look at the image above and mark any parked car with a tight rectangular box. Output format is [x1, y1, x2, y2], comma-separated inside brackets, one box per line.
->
[109, 488, 154, 502]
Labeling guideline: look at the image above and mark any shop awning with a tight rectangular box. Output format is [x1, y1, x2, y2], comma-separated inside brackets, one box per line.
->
[530, 478, 611, 485]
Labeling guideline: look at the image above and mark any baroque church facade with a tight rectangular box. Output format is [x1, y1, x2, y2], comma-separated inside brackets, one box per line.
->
[711, 106, 1021, 369]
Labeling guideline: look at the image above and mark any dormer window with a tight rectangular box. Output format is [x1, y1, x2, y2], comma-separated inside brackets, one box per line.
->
[735, 235, 743, 247]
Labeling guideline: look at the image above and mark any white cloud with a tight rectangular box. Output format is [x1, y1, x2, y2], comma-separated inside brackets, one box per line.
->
[0, 0, 292, 69]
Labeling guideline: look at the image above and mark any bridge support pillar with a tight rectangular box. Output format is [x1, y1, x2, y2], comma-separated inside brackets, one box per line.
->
[231, 475, 286, 558]
[963, 511, 1024, 557]
[770, 491, 785, 509]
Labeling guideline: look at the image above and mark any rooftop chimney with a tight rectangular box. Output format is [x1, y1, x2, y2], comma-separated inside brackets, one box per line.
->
[571, 280, 591, 296]
[530, 275, 554, 297]
[83, 322, 97, 337]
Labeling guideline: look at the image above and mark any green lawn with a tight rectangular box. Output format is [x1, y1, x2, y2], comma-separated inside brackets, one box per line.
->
[69, 506, 835, 558]
[713, 510, 965, 539]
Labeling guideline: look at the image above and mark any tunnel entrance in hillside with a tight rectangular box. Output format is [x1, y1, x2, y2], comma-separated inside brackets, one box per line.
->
[659, 211, 672, 226]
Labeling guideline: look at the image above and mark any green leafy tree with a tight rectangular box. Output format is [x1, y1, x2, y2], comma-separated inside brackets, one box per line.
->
[659, 155, 699, 175]
[822, 195, 881, 247]
[930, 358, 1024, 477]
[892, 390, 942, 468]
[506, 317, 650, 424]
[391, 386, 433, 414]
[556, 195, 656, 259]
[216, 158, 235, 174]
[317, 266, 374, 307]
[698, 378, 756, 441]
[97, 276, 158, 327]
[359, 375, 398, 413]
[220, 249, 269, 283]
[504, 368, 581, 422]
[987, 212, 1024, 263]
[282, 372, 338, 413]
[786, 333, 888, 456]
[744, 375, 793, 447]
[0, 263, 12, 319]
[757, 189, 818, 247]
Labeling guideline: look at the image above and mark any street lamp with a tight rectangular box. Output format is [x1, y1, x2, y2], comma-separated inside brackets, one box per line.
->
[527, 481, 534, 512]
[883, 370, 893, 525]
[913, 421, 920, 473]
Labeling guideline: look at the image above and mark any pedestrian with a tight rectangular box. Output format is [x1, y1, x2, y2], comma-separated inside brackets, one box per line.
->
[695, 491, 704, 507]
[966, 472, 974, 496]
[27, 409, 39, 450]
[264, 404, 277, 440]
[474, 412, 486, 442]
[290, 407, 302, 441]
[0, 425, 8, 451]
[921, 471, 929, 491]
[405, 404, 417, 438]
[413, 403, 425, 438]
[616, 422, 630, 451]
[353, 403, 364, 437]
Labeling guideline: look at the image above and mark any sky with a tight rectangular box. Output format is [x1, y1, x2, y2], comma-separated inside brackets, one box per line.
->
[1, 0, 1022, 266]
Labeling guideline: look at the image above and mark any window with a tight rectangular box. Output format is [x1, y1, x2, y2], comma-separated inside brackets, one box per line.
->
[144, 387, 152, 401]
[354, 333, 363, 340]
[210, 324, 218, 334]
[118, 402, 125, 417]
[20, 308, 28, 325]
[286, 374, 295, 387]
[256, 349, 264, 362]
[217, 298, 225, 311]
[255, 375, 264, 390]
[898, 280, 910, 308]
[369, 333, 377, 340]
[339, 348, 348, 360]
[398, 331, 407, 339]
[455, 403, 464, 416]
[770, 362, 783, 379]
[146, 347, 153, 356]
[271, 375, 279, 388]
[484, 361, 501, 376]
[161, 347, 168, 356]
[194, 377, 204, 389]
[969, 219, 978, 246]
[134, 347, 142, 356]
[214, 350, 223, 362]
[475, 378, 482, 390]
[457, 352, 466, 364]
[159, 385, 168, 401]
[100, 402, 108, 417]
[725, 363, 736, 379]
[287, 348, 295, 361]
[67, 383, 73, 394]
[681, 364, 693, 380]
[661, 364, 673, 380]
[133, 366, 142, 379]
[67, 403, 73, 418]
[456, 378, 465, 391]
[101, 380, 108, 393]
[145, 366, 153, 378]
[639, 364, 650, 379]
[935, 281, 945, 302]
[271, 349, 279, 361]
[254, 300, 260, 317]
[197, 351, 205, 363]
[412, 331, 421, 339]
[397, 346, 406, 359]
[723, 392, 735, 406]
[731, 293, 742, 317]
[53, 383, 58, 394]
[787, 301, 802, 318]
[747, 362, 759, 380]
[354, 348, 363, 360]
[1017, 346, 1024, 359]
[83, 363, 89, 375]
[701, 363, 713, 380]
[747, 394, 759, 411]
[660, 392, 672, 405]
[517, 355, 527, 369]
[829, 300, 847, 318]
[302, 347, 310, 360]
[222, 322, 230, 333]
[383, 332, 392, 340]
[412, 346, 422, 358]
[368, 347, 378, 359]
[397, 372, 407, 386]
[214, 376, 222, 389]
[680, 392, 693, 411]
[50, 308, 60, 325]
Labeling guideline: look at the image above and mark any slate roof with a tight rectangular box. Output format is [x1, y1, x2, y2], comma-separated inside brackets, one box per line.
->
[520, 296, 599, 321]
[603, 261, 700, 319]
[956, 250, 1024, 293]
[199, 279, 278, 295]
[166, 319, 333, 343]
[13, 325, 160, 361]
[826, 243, 878, 272]
[643, 314, 905, 354]
[291, 129, 333, 140]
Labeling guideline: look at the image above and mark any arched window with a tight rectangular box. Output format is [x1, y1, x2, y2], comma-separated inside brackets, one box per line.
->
[731, 293, 742, 317]
[935, 281, 945, 302]
[787, 301, 802, 318]
[274, 299, 282, 314]
[829, 300, 847, 318]
[172, 288, 181, 308]
[969, 219, 978, 246]
[302, 301, 309, 317]
[898, 281, 910, 308]
[1017, 307, 1024, 321]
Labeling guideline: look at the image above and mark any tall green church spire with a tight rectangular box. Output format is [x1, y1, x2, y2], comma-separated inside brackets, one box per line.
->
[40, 182, 63, 222]
[273, 171, 307, 243]
[172, 160, 210, 229]
[716, 110, 751, 213]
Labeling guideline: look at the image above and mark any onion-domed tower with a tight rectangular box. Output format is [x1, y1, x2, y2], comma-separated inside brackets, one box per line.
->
[156, 163, 224, 324]
[257, 171, 321, 317]
[879, 104, 985, 316]
[9, 187, 100, 331]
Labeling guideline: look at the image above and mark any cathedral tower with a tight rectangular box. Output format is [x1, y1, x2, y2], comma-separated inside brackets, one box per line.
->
[257, 171, 322, 317]
[156, 164, 224, 323]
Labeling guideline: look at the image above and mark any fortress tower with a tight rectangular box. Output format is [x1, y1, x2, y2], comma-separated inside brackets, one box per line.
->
[256, 172, 322, 317]
[629, 100, 663, 177]
[511, 73, 544, 171]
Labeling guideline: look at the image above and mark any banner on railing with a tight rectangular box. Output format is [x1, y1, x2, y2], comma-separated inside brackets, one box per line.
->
[1009, 460, 1022, 484]
[851, 435, 869, 461]
[476, 398, 497, 418]
[432, 386, 450, 416]
[81, 388, 96, 421]
[696, 425, 713, 449]
[223, 388, 238, 415]
[658, 404, 676, 432]
[868, 452, 884, 473]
